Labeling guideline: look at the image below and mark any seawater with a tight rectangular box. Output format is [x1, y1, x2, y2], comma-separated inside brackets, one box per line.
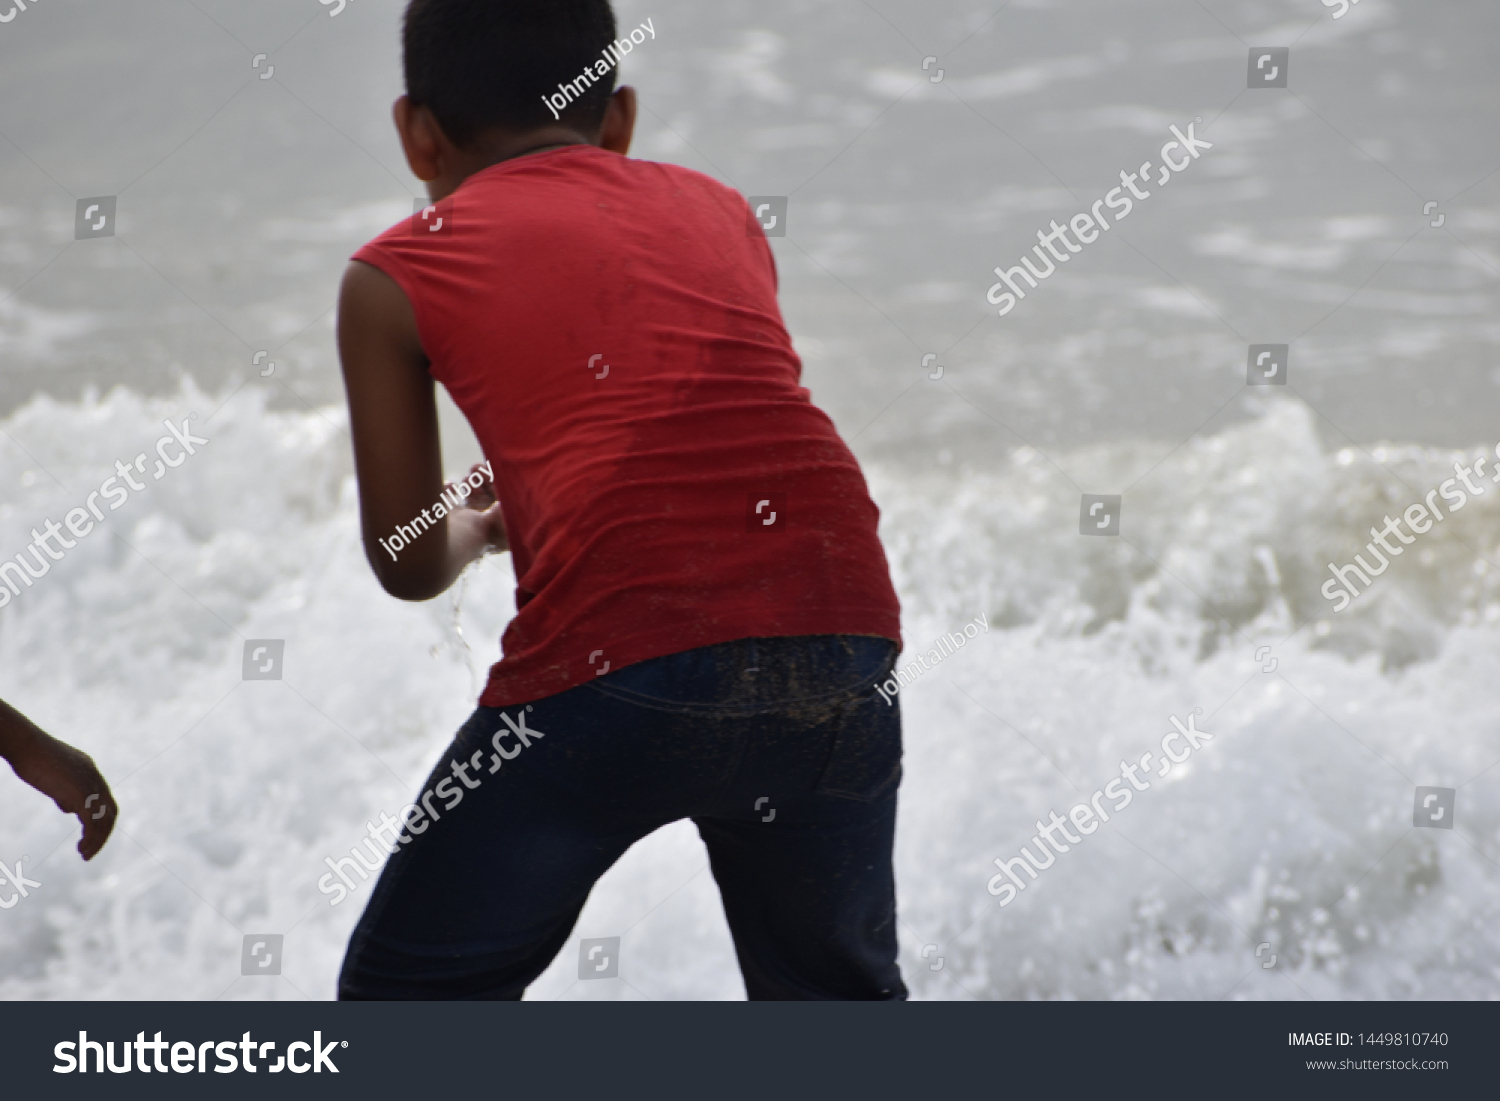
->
[0, 385, 1495, 1000]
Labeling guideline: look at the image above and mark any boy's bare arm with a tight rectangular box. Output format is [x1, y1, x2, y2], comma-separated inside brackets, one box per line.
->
[0, 699, 116, 860]
[337, 259, 507, 601]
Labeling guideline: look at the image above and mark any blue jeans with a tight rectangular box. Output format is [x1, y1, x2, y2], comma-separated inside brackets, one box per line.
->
[337, 634, 906, 1000]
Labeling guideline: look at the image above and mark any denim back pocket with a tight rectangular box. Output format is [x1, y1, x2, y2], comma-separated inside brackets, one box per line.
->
[812, 643, 903, 801]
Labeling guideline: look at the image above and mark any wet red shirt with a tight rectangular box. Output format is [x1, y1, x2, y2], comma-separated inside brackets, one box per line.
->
[354, 144, 901, 707]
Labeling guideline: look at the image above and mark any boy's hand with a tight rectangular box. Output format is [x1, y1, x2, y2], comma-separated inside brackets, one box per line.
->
[453, 462, 497, 511]
[444, 462, 506, 560]
[447, 500, 509, 561]
[8, 737, 117, 861]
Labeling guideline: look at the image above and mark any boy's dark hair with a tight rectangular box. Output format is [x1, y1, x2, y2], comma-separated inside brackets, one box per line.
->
[403, 0, 619, 148]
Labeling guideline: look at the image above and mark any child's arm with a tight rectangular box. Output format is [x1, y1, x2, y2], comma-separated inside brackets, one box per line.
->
[337, 259, 508, 601]
[0, 699, 116, 860]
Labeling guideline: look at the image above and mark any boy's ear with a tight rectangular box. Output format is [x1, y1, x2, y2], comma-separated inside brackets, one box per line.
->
[393, 95, 444, 182]
[598, 86, 636, 155]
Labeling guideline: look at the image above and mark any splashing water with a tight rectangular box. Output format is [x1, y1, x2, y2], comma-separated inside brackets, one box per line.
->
[0, 387, 1495, 1000]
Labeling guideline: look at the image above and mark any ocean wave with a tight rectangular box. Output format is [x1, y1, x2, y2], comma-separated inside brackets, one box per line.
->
[0, 387, 1494, 999]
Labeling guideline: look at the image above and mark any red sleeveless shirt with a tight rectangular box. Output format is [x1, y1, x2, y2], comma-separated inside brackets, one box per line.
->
[354, 144, 901, 707]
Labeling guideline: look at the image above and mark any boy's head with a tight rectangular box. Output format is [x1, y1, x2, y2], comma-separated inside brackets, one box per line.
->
[403, 0, 620, 147]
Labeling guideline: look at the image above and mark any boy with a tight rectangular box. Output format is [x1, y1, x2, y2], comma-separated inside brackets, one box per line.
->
[336, 0, 906, 1000]
[0, 698, 116, 860]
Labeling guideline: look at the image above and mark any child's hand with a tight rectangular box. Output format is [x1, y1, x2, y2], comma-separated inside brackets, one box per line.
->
[471, 500, 509, 555]
[455, 462, 497, 511]
[448, 500, 509, 561]
[8, 736, 117, 860]
[445, 462, 506, 560]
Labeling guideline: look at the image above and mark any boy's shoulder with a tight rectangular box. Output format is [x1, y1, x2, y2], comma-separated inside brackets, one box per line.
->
[360, 149, 758, 263]
[478, 146, 746, 207]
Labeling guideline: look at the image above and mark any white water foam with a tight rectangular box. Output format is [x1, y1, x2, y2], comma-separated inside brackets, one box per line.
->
[0, 387, 1495, 999]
